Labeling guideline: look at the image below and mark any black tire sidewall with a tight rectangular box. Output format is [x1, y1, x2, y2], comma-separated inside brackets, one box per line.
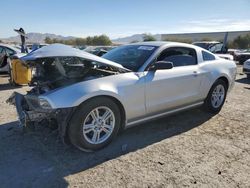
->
[68, 97, 121, 151]
[204, 79, 228, 113]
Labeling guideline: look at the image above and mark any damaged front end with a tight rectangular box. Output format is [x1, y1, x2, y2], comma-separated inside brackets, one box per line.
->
[7, 90, 75, 143]
[7, 91, 56, 127]
[6, 44, 130, 143]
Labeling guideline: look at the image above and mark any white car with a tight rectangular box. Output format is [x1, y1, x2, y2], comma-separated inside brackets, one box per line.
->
[192, 41, 234, 60]
[243, 59, 250, 79]
[0, 44, 25, 73]
[8, 42, 237, 151]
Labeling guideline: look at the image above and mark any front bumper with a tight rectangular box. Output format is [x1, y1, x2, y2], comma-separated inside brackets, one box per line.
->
[7, 92, 55, 127]
[7, 92, 75, 143]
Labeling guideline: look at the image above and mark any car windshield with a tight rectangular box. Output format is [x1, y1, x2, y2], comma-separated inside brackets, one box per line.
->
[102, 45, 158, 71]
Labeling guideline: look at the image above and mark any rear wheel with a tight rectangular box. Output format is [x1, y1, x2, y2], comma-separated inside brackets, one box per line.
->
[203, 79, 228, 113]
[68, 97, 121, 152]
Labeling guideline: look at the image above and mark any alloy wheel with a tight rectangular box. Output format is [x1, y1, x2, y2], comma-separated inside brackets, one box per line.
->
[82, 106, 115, 144]
[211, 84, 225, 108]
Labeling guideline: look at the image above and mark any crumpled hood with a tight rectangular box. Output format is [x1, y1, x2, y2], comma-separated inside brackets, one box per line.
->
[20, 44, 131, 72]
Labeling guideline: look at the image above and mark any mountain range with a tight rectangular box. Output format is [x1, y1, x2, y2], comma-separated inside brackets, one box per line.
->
[1, 32, 161, 44]
[1, 32, 75, 44]
[1, 31, 249, 44]
[112, 34, 162, 44]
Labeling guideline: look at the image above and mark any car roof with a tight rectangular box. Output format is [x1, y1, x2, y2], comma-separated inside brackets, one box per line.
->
[192, 41, 220, 44]
[0, 43, 21, 52]
[128, 41, 171, 47]
[127, 41, 203, 50]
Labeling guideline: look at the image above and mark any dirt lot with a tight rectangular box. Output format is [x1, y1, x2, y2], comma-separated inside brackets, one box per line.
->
[0, 66, 249, 188]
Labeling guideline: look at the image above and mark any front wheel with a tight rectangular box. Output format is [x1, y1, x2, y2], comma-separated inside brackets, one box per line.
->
[203, 79, 228, 113]
[68, 97, 121, 152]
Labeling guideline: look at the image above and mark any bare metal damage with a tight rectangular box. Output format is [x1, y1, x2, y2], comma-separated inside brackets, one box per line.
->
[7, 91, 75, 143]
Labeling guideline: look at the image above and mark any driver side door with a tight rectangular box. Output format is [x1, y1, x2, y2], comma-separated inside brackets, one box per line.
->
[144, 46, 203, 115]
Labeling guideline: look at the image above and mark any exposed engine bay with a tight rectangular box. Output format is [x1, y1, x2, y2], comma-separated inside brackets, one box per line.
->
[27, 56, 120, 94]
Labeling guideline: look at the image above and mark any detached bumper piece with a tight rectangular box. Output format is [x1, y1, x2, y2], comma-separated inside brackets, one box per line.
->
[6, 92, 54, 127]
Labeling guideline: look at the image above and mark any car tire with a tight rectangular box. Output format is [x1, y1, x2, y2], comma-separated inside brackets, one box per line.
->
[68, 97, 121, 152]
[203, 79, 228, 113]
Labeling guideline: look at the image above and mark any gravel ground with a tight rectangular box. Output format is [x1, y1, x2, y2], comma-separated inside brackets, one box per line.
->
[0, 66, 249, 188]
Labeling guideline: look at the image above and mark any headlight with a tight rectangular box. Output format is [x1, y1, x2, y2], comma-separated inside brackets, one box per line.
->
[39, 98, 52, 109]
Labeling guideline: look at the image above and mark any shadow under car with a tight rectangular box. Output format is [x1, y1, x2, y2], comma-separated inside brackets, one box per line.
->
[0, 108, 214, 187]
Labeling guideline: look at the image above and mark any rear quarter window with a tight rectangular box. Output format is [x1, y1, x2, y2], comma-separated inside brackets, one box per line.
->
[202, 51, 216, 61]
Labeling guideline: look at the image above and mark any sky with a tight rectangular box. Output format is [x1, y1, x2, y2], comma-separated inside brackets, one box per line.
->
[1, 0, 250, 39]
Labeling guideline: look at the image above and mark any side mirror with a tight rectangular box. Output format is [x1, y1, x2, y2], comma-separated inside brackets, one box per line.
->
[148, 61, 173, 71]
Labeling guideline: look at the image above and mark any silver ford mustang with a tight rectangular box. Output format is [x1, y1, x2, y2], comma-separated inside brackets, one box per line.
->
[8, 42, 237, 151]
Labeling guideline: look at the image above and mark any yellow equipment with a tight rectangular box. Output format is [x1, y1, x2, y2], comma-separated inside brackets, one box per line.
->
[9, 58, 32, 85]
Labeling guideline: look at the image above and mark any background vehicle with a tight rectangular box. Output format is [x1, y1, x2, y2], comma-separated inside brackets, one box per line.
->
[0, 44, 23, 73]
[243, 59, 250, 79]
[84, 46, 116, 56]
[26, 43, 48, 52]
[192, 41, 233, 60]
[8, 42, 236, 151]
[234, 49, 250, 64]
[192, 32, 233, 61]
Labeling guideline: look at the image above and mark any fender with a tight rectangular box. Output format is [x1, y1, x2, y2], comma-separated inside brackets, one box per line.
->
[40, 78, 125, 109]
[199, 60, 236, 98]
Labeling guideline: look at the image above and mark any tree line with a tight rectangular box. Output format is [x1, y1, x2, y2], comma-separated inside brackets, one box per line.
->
[44, 34, 112, 46]
[228, 33, 250, 49]
[43, 32, 250, 49]
[162, 33, 250, 49]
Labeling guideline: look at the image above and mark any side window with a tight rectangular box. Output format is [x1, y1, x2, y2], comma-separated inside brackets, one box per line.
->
[202, 51, 215, 61]
[0, 47, 4, 54]
[5, 48, 15, 56]
[157, 47, 197, 67]
[208, 43, 223, 53]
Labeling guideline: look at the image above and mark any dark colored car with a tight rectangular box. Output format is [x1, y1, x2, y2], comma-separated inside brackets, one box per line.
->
[234, 50, 250, 64]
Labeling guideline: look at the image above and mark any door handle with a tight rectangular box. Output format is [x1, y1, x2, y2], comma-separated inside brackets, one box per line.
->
[193, 71, 198, 77]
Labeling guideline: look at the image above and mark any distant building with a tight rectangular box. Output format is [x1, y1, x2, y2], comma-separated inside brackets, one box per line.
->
[161, 31, 250, 42]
